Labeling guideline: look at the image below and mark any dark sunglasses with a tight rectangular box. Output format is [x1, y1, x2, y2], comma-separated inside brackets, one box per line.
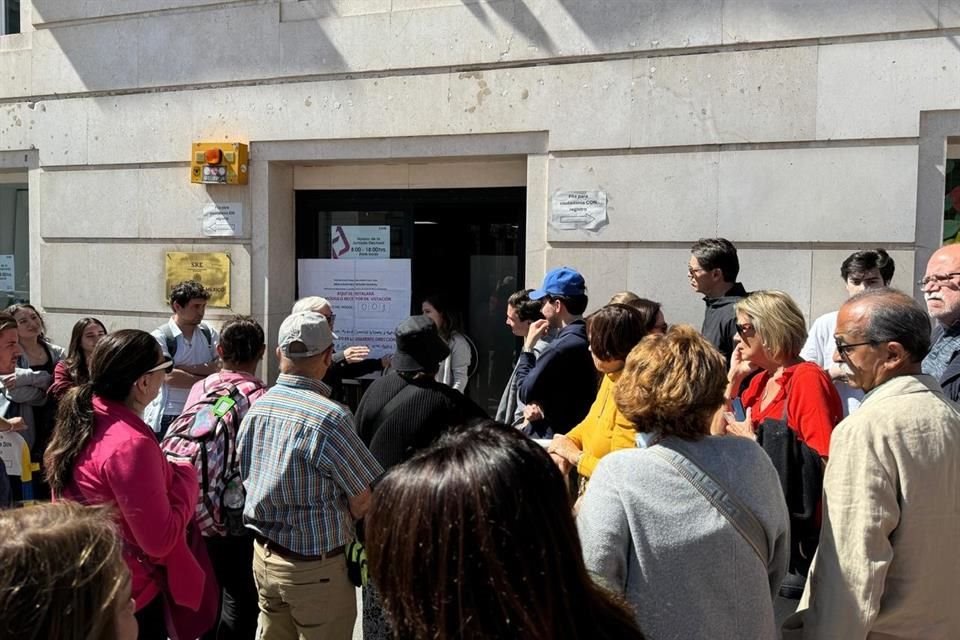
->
[735, 322, 755, 337]
[143, 357, 174, 376]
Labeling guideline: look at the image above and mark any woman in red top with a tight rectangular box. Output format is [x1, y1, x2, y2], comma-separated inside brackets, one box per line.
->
[723, 290, 842, 609]
[723, 290, 842, 456]
[44, 329, 213, 640]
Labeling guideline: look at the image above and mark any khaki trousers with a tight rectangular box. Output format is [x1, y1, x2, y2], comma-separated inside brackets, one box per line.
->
[252, 540, 356, 640]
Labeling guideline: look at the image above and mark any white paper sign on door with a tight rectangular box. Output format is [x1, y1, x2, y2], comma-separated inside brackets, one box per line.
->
[0, 255, 14, 292]
[330, 226, 391, 259]
[297, 258, 411, 358]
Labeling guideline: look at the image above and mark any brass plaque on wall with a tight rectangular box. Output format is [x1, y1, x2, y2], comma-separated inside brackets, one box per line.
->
[164, 252, 231, 308]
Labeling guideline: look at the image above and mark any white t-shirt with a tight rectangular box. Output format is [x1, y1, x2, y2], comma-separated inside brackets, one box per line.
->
[151, 319, 219, 417]
[800, 311, 863, 416]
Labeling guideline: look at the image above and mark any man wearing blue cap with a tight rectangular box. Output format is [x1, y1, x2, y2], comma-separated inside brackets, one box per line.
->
[515, 266, 597, 439]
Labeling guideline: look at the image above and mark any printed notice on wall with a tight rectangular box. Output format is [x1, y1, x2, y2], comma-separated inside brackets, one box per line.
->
[550, 190, 609, 231]
[0, 255, 13, 292]
[297, 258, 410, 358]
[202, 202, 243, 237]
[331, 225, 391, 259]
[165, 252, 231, 308]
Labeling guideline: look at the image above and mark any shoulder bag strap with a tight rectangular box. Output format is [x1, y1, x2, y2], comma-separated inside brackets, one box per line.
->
[160, 323, 177, 359]
[650, 442, 770, 564]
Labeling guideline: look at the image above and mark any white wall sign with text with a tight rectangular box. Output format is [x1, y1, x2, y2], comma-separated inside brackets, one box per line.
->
[550, 190, 609, 231]
[297, 258, 410, 358]
[202, 202, 244, 237]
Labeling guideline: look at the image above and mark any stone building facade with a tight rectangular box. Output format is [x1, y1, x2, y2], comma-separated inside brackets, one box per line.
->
[0, 0, 957, 382]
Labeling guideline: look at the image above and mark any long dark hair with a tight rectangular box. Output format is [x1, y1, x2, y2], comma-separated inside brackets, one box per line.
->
[422, 293, 463, 340]
[45, 330, 161, 493]
[366, 421, 644, 640]
[64, 318, 107, 386]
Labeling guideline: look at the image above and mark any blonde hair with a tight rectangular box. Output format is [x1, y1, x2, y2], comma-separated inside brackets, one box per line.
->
[0, 502, 127, 639]
[734, 290, 807, 361]
[614, 325, 726, 440]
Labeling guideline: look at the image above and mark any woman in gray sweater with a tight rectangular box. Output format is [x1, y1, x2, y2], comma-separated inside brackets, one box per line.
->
[577, 325, 790, 640]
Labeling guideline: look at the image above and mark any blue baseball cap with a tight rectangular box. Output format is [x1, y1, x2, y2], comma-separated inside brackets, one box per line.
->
[529, 266, 587, 300]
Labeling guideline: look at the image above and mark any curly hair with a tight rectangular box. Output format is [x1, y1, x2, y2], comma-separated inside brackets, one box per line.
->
[168, 280, 210, 309]
[614, 324, 726, 440]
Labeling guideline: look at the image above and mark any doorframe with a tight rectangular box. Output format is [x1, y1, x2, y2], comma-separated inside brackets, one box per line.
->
[249, 132, 548, 379]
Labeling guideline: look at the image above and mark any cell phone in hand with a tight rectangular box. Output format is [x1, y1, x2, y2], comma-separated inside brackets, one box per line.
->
[732, 398, 746, 422]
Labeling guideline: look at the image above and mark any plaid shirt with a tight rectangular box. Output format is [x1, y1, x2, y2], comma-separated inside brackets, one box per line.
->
[237, 373, 382, 555]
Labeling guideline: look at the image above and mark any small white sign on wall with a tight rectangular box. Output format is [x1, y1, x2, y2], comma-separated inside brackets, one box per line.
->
[550, 190, 609, 232]
[202, 202, 244, 237]
[0, 255, 13, 292]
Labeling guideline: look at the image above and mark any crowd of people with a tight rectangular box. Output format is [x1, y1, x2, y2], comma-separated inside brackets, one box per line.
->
[0, 237, 959, 639]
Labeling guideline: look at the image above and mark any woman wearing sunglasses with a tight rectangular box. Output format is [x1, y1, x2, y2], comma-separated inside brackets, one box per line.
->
[722, 290, 842, 615]
[44, 330, 211, 640]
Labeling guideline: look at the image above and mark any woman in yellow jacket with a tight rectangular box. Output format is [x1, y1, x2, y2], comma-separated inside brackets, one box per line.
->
[548, 300, 665, 492]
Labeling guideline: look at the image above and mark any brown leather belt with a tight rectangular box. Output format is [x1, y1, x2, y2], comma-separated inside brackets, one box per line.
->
[255, 535, 345, 562]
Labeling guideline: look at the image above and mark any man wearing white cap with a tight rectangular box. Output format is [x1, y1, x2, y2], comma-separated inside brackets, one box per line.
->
[237, 311, 382, 639]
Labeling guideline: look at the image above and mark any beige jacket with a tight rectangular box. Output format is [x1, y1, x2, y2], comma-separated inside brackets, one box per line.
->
[784, 374, 960, 639]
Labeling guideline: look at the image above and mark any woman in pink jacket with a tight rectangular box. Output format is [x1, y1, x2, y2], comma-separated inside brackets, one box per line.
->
[44, 329, 214, 640]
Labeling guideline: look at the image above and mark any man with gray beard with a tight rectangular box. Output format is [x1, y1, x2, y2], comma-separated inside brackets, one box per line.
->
[920, 244, 960, 400]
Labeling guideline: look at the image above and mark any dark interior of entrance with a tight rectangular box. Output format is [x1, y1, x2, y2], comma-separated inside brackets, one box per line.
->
[295, 187, 526, 413]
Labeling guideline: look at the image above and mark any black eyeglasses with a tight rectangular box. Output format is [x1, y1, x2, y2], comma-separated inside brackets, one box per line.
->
[834, 338, 877, 357]
[917, 272, 960, 287]
[735, 323, 755, 337]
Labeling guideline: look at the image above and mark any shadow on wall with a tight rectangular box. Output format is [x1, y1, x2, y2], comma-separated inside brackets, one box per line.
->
[462, 0, 557, 55]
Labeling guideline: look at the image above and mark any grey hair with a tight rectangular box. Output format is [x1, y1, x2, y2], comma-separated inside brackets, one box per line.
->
[845, 288, 931, 362]
[292, 296, 330, 314]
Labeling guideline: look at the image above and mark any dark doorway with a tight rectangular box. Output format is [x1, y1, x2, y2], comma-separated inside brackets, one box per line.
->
[295, 187, 526, 412]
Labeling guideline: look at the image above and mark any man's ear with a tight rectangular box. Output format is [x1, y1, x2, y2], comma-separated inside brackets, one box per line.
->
[883, 341, 910, 371]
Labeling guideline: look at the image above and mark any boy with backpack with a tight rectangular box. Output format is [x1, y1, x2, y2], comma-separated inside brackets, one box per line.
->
[162, 315, 267, 640]
[146, 280, 221, 439]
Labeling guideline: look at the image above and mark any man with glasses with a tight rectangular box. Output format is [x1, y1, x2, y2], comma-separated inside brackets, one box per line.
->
[515, 267, 595, 439]
[919, 244, 960, 401]
[688, 238, 748, 364]
[785, 288, 960, 639]
[801, 249, 895, 416]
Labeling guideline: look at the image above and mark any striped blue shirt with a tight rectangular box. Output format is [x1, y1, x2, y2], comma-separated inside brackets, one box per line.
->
[237, 373, 382, 555]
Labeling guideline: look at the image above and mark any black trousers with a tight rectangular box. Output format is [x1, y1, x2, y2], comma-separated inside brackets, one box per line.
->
[203, 533, 258, 640]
